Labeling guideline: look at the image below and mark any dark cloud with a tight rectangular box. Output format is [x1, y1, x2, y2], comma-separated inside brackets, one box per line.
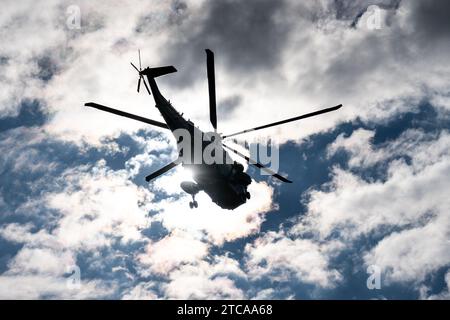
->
[410, 0, 450, 43]
[298, 1, 450, 101]
[217, 95, 241, 120]
[0, 56, 9, 65]
[159, 0, 290, 87]
[135, 0, 188, 34]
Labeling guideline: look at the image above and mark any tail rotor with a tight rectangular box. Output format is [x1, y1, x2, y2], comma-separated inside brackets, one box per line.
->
[131, 50, 151, 95]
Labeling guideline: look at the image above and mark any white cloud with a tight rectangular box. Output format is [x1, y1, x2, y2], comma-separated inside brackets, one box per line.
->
[162, 257, 246, 299]
[251, 288, 276, 300]
[146, 162, 276, 246]
[328, 129, 386, 167]
[0, 223, 53, 246]
[300, 130, 450, 240]
[6, 247, 75, 276]
[0, 233, 115, 299]
[328, 128, 450, 170]
[0, 275, 114, 299]
[291, 129, 450, 287]
[245, 231, 342, 288]
[364, 218, 450, 284]
[121, 282, 159, 300]
[46, 160, 153, 249]
[137, 231, 209, 276]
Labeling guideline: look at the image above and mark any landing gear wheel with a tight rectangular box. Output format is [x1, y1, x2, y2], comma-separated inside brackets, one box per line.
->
[188, 193, 199, 209]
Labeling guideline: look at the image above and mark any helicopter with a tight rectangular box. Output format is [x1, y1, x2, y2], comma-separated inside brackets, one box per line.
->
[85, 49, 342, 209]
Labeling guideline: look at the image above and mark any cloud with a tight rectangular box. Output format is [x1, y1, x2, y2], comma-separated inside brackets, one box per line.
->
[301, 129, 450, 238]
[152, 173, 275, 245]
[327, 129, 385, 168]
[245, 231, 342, 288]
[424, 271, 450, 300]
[408, 0, 450, 43]
[290, 128, 450, 288]
[46, 160, 153, 249]
[0, 274, 114, 299]
[163, 0, 291, 85]
[137, 231, 209, 275]
[6, 247, 74, 276]
[365, 219, 450, 284]
[0, 224, 115, 299]
[162, 256, 246, 299]
[328, 127, 450, 169]
[121, 282, 159, 300]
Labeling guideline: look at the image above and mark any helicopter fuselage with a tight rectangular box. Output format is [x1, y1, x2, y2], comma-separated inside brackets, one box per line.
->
[146, 74, 251, 210]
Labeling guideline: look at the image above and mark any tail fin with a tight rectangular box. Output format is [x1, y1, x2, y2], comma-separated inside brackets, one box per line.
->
[141, 66, 177, 78]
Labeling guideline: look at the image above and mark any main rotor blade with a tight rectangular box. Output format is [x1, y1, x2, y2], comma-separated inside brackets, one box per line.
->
[137, 76, 141, 92]
[138, 49, 142, 70]
[145, 159, 180, 182]
[205, 49, 217, 130]
[222, 143, 292, 183]
[85, 102, 169, 129]
[223, 104, 343, 139]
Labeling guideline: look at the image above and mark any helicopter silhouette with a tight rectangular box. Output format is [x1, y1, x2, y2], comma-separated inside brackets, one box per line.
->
[85, 49, 342, 209]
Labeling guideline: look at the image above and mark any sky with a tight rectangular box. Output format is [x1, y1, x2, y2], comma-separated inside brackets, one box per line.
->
[0, 0, 450, 299]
